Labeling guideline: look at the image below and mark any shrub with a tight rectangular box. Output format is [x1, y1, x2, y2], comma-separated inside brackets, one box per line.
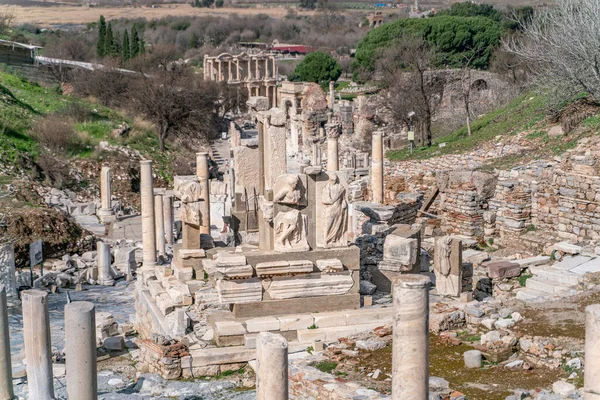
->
[29, 115, 87, 154]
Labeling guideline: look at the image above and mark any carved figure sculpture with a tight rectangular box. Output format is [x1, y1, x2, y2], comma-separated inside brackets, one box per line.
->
[274, 210, 309, 252]
[274, 174, 305, 205]
[434, 236, 461, 296]
[321, 174, 348, 248]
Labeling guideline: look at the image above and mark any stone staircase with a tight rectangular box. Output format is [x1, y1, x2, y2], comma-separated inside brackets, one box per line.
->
[516, 255, 600, 302]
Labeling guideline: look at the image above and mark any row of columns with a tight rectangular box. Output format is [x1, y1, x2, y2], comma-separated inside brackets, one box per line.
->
[5, 279, 600, 398]
[204, 57, 277, 82]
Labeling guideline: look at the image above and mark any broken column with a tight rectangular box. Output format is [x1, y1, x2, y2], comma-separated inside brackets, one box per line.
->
[0, 286, 14, 400]
[140, 160, 156, 268]
[585, 304, 600, 399]
[22, 290, 55, 400]
[163, 194, 174, 245]
[371, 131, 384, 204]
[392, 275, 430, 400]
[97, 241, 114, 286]
[434, 236, 462, 297]
[326, 121, 341, 172]
[154, 194, 166, 257]
[97, 165, 115, 222]
[65, 301, 97, 400]
[196, 152, 211, 236]
[256, 332, 288, 400]
[328, 80, 335, 108]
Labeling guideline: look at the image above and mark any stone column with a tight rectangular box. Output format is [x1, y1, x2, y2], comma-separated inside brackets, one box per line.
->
[97, 241, 114, 286]
[65, 301, 97, 400]
[154, 195, 166, 257]
[272, 57, 277, 79]
[140, 160, 156, 268]
[392, 275, 430, 400]
[255, 58, 259, 79]
[326, 122, 341, 172]
[218, 60, 222, 81]
[163, 194, 174, 245]
[585, 304, 600, 399]
[328, 80, 335, 109]
[248, 59, 252, 80]
[265, 58, 269, 78]
[236, 59, 240, 81]
[97, 166, 115, 222]
[196, 152, 211, 235]
[256, 332, 288, 400]
[228, 60, 232, 81]
[22, 290, 54, 400]
[0, 286, 14, 400]
[371, 131, 384, 204]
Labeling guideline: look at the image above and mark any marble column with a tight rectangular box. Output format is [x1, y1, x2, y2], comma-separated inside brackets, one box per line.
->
[326, 122, 341, 172]
[65, 301, 97, 400]
[248, 59, 252, 80]
[154, 194, 166, 256]
[371, 131, 384, 204]
[140, 160, 156, 268]
[255, 58, 259, 80]
[97, 166, 115, 222]
[97, 241, 114, 286]
[228, 60, 232, 81]
[196, 152, 211, 236]
[392, 275, 430, 400]
[236, 59, 240, 81]
[328, 80, 335, 109]
[0, 286, 14, 400]
[22, 290, 55, 400]
[163, 195, 174, 245]
[256, 332, 288, 400]
[218, 60, 222, 81]
[265, 58, 269, 78]
[585, 304, 600, 400]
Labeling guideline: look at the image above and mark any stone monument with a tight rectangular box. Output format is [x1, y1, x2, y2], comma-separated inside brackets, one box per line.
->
[434, 236, 462, 296]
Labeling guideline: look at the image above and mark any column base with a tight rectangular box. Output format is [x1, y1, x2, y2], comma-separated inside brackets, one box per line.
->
[97, 208, 116, 223]
[98, 278, 115, 286]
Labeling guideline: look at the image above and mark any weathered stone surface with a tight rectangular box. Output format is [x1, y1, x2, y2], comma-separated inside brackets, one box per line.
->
[316, 259, 344, 273]
[486, 261, 522, 279]
[173, 178, 204, 202]
[383, 235, 418, 265]
[256, 260, 313, 277]
[359, 280, 377, 295]
[216, 278, 263, 304]
[214, 321, 246, 337]
[166, 283, 192, 306]
[245, 317, 280, 333]
[215, 264, 254, 279]
[267, 272, 354, 300]
[273, 174, 307, 206]
[278, 315, 314, 331]
[0, 243, 17, 297]
[216, 253, 247, 267]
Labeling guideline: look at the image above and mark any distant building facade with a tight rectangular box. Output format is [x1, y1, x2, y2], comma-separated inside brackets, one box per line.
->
[204, 52, 278, 108]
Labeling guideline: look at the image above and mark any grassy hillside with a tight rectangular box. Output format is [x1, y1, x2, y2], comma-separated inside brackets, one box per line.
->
[387, 91, 600, 170]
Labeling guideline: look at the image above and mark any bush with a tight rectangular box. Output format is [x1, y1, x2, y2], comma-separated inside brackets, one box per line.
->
[291, 51, 342, 88]
[29, 115, 88, 154]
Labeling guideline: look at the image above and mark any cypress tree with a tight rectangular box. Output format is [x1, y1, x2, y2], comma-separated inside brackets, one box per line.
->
[113, 30, 122, 58]
[97, 15, 106, 57]
[105, 22, 114, 57]
[131, 25, 140, 57]
[122, 30, 131, 61]
[138, 38, 145, 55]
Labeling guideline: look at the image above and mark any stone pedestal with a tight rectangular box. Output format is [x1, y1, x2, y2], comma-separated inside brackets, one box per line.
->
[65, 301, 97, 400]
[256, 332, 288, 400]
[0, 286, 14, 400]
[392, 275, 430, 400]
[163, 195, 174, 245]
[154, 195, 166, 256]
[585, 304, 600, 400]
[97, 166, 115, 222]
[97, 241, 114, 286]
[22, 290, 55, 400]
[196, 152, 211, 235]
[140, 160, 157, 268]
[371, 131, 384, 204]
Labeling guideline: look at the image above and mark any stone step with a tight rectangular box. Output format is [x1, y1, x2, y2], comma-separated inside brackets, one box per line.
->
[515, 288, 554, 302]
[551, 255, 592, 271]
[525, 277, 576, 295]
[296, 322, 383, 344]
[535, 268, 583, 286]
[514, 256, 551, 268]
[186, 342, 307, 367]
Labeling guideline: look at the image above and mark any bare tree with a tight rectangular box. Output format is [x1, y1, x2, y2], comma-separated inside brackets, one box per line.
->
[0, 8, 15, 36]
[505, 0, 600, 102]
[376, 36, 442, 147]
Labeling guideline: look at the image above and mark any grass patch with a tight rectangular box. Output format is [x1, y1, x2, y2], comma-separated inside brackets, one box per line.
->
[518, 273, 533, 287]
[311, 361, 338, 373]
[387, 92, 548, 162]
[456, 330, 481, 343]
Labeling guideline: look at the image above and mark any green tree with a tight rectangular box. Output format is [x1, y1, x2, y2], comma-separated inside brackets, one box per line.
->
[352, 16, 502, 81]
[131, 25, 140, 57]
[105, 22, 115, 57]
[189, 32, 200, 48]
[291, 51, 342, 87]
[97, 15, 107, 57]
[113, 30, 122, 58]
[122, 30, 131, 61]
[201, 0, 214, 7]
[435, 2, 503, 22]
[216, 0, 224, 7]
